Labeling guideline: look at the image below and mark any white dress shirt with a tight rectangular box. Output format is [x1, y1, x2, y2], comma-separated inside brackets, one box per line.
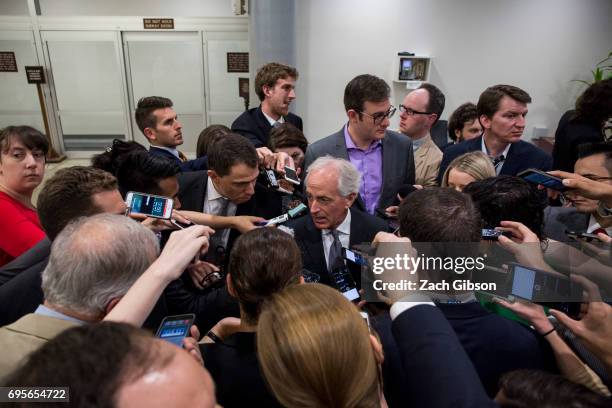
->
[481, 137, 511, 175]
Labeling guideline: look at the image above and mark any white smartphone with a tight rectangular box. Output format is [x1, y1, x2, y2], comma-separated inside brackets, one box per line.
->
[283, 166, 301, 185]
[125, 191, 173, 219]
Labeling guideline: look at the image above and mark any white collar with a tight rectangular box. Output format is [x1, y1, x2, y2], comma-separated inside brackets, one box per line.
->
[481, 136, 511, 159]
[587, 214, 612, 234]
[207, 178, 227, 202]
[150, 145, 179, 159]
[322, 210, 351, 235]
[262, 110, 285, 127]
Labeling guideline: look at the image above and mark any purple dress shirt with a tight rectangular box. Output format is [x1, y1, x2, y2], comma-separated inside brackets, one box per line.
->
[344, 124, 383, 214]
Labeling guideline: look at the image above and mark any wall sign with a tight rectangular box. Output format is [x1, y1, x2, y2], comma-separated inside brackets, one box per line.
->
[227, 52, 249, 73]
[25, 66, 45, 84]
[143, 18, 175, 29]
[0, 52, 18, 72]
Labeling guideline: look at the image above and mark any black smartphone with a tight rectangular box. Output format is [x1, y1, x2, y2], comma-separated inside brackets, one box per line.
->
[283, 166, 300, 185]
[155, 314, 195, 347]
[330, 264, 361, 302]
[566, 230, 603, 242]
[509, 264, 571, 302]
[481, 228, 502, 241]
[518, 169, 566, 191]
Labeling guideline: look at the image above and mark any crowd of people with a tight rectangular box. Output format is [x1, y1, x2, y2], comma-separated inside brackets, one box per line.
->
[0, 61, 611, 407]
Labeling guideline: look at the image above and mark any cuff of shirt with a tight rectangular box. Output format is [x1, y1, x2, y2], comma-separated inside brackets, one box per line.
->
[389, 295, 436, 321]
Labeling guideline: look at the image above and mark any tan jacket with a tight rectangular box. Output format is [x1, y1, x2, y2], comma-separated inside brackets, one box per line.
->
[414, 134, 443, 186]
[0, 313, 79, 381]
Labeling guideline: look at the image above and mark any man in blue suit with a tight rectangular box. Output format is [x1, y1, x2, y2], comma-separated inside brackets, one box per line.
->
[438, 85, 551, 184]
[136, 96, 208, 172]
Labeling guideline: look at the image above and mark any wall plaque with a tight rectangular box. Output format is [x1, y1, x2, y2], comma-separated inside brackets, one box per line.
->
[0, 52, 18, 72]
[227, 52, 249, 73]
[143, 18, 175, 29]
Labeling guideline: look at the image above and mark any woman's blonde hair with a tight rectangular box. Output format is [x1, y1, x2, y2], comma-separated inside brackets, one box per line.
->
[441, 150, 496, 188]
[257, 284, 380, 408]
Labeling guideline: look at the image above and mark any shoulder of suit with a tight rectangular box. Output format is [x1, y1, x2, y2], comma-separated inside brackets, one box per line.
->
[513, 140, 551, 158]
[309, 130, 344, 149]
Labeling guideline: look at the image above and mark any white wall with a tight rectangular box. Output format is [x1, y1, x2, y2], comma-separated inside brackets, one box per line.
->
[0, 0, 28, 15]
[38, 0, 235, 17]
[294, 0, 612, 142]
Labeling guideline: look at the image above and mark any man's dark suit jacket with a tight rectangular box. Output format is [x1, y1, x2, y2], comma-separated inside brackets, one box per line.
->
[231, 106, 303, 148]
[543, 206, 590, 242]
[391, 305, 496, 408]
[376, 301, 555, 402]
[0, 239, 50, 326]
[201, 332, 281, 408]
[437, 135, 552, 184]
[285, 208, 388, 287]
[149, 146, 208, 172]
[303, 128, 415, 216]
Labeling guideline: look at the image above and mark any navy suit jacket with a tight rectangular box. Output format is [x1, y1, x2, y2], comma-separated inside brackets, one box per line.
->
[149, 146, 208, 172]
[543, 206, 590, 242]
[231, 106, 303, 148]
[437, 135, 552, 184]
[391, 305, 496, 407]
[285, 208, 388, 287]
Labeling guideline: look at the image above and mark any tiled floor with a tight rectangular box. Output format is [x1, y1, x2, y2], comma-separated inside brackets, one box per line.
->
[33, 158, 92, 205]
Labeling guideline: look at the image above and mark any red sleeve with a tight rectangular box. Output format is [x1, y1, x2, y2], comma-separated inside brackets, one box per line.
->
[0, 195, 45, 260]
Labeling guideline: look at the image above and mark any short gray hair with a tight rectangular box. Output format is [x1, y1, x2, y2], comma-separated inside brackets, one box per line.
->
[305, 156, 361, 197]
[42, 213, 160, 318]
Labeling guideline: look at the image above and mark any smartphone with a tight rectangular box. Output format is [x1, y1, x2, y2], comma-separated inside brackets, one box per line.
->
[481, 228, 502, 241]
[155, 314, 195, 347]
[343, 247, 368, 266]
[126, 191, 173, 219]
[330, 264, 361, 302]
[283, 166, 300, 185]
[263, 169, 279, 188]
[518, 169, 566, 191]
[287, 202, 307, 218]
[565, 230, 603, 242]
[509, 264, 571, 302]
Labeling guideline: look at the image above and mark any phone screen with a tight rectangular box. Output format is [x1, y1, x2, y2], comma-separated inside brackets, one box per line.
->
[520, 170, 565, 191]
[284, 166, 300, 185]
[343, 248, 368, 266]
[156, 314, 194, 347]
[481, 228, 502, 240]
[129, 193, 172, 219]
[511, 264, 570, 301]
[330, 265, 360, 302]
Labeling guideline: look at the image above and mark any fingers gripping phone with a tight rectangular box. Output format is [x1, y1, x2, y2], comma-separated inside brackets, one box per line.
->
[126, 191, 173, 219]
[155, 314, 195, 347]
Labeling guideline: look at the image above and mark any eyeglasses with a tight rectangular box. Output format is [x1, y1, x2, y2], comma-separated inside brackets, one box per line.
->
[398, 104, 432, 116]
[359, 106, 396, 125]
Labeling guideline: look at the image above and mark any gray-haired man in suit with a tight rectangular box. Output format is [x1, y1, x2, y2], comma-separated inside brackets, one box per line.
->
[303, 74, 415, 218]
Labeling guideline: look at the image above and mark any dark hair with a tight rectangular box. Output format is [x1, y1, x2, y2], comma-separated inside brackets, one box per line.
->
[418, 83, 445, 124]
[0, 125, 49, 158]
[577, 141, 612, 174]
[574, 79, 612, 128]
[477, 85, 532, 119]
[497, 369, 610, 408]
[116, 150, 180, 197]
[343, 74, 390, 113]
[207, 132, 258, 176]
[228, 228, 302, 324]
[2, 322, 173, 408]
[91, 139, 147, 176]
[463, 175, 546, 240]
[448, 102, 479, 142]
[399, 188, 481, 242]
[255, 63, 299, 101]
[38, 166, 118, 241]
[268, 123, 308, 153]
[196, 124, 230, 158]
[135, 96, 173, 133]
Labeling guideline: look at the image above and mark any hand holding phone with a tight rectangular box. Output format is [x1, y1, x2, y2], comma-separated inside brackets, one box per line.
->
[156, 314, 196, 347]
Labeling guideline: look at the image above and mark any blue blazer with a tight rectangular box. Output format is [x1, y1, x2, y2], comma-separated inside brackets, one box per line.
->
[149, 146, 208, 172]
[437, 135, 552, 184]
[231, 106, 303, 148]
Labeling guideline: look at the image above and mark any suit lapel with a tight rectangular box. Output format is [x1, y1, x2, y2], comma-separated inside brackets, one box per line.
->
[499, 142, 521, 176]
[381, 133, 395, 202]
[303, 216, 328, 276]
[255, 107, 273, 144]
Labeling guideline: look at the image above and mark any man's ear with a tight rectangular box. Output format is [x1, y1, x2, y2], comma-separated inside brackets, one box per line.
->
[226, 274, 237, 298]
[347, 109, 359, 123]
[104, 297, 122, 316]
[262, 84, 272, 98]
[479, 114, 492, 130]
[208, 169, 219, 183]
[428, 114, 439, 127]
[345, 192, 358, 208]
[454, 129, 462, 141]
[143, 127, 156, 142]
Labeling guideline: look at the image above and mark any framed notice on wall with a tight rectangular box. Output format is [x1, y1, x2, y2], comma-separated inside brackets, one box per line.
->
[227, 52, 249, 73]
[0, 52, 18, 72]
